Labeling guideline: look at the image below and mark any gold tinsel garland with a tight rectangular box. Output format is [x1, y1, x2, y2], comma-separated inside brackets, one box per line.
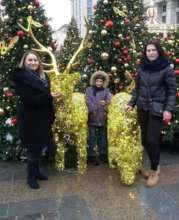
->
[108, 92, 142, 185]
[49, 72, 88, 174]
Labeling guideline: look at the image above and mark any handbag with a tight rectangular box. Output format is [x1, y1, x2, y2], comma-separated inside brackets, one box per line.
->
[151, 101, 164, 117]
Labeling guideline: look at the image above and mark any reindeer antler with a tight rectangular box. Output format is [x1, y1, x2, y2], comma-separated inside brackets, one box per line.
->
[63, 17, 90, 75]
[0, 36, 19, 56]
[18, 16, 59, 75]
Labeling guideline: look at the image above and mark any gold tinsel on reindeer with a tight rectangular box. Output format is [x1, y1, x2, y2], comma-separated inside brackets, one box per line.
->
[108, 93, 142, 185]
[18, 16, 89, 174]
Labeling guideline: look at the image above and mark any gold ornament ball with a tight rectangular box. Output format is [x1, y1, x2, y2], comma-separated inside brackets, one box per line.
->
[27, 5, 34, 11]
[3, 87, 9, 92]
[0, 108, 5, 116]
[89, 30, 93, 35]
[111, 66, 117, 73]
[23, 44, 29, 49]
[101, 29, 107, 36]
[18, 18, 23, 23]
[82, 74, 88, 80]
[114, 78, 120, 83]
[101, 52, 109, 60]
[103, 0, 108, 4]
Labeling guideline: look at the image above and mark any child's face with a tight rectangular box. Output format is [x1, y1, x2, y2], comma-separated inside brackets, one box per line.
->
[95, 79, 104, 88]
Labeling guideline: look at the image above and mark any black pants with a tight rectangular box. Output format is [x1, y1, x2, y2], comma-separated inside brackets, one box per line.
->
[27, 150, 41, 181]
[137, 109, 163, 171]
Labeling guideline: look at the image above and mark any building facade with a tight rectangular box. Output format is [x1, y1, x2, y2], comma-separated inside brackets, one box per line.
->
[72, 0, 179, 36]
[144, 0, 179, 26]
[71, 0, 97, 36]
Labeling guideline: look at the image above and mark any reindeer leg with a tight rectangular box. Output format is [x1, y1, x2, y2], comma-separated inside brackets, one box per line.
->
[54, 131, 65, 172]
[76, 131, 87, 174]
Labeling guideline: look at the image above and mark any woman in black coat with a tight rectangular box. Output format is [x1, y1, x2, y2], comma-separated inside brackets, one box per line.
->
[12, 50, 61, 189]
[126, 41, 176, 187]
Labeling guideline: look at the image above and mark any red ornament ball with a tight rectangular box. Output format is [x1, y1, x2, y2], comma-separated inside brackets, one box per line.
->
[113, 40, 121, 48]
[176, 92, 179, 98]
[34, 0, 40, 7]
[117, 58, 123, 64]
[175, 69, 179, 75]
[136, 59, 141, 65]
[124, 18, 129, 25]
[11, 117, 18, 126]
[5, 91, 14, 98]
[123, 48, 129, 56]
[87, 58, 95, 65]
[175, 58, 179, 64]
[105, 20, 114, 28]
[17, 30, 25, 38]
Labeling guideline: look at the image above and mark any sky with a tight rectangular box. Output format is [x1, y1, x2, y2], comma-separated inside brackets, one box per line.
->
[40, 0, 71, 30]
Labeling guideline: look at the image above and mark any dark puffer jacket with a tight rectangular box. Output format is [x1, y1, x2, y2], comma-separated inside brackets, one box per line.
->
[128, 66, 176, 116]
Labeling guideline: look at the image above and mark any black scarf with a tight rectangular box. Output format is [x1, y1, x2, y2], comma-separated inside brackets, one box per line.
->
[92, 86, 104, 96]
[141, 57, 170, 72]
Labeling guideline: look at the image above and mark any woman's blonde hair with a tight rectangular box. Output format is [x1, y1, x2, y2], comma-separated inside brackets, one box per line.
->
[19, 50, 44, 76]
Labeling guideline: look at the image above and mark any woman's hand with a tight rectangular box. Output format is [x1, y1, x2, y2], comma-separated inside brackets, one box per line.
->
[51, 92, 63, 98]
[163, 110, 172, 124]
[125, 105, 133, 112]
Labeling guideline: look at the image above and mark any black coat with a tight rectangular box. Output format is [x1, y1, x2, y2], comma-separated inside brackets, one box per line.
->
[128, 66, 176, 116]
[12, 68, 55, 154]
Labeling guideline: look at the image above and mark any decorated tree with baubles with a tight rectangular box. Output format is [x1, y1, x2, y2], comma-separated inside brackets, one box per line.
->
[0, 0, 54, 160]
[80, 0, 138, 93]
[160, 30, 179, 145]
[123, 0, 148, 51]
[57, 17, 82, 72]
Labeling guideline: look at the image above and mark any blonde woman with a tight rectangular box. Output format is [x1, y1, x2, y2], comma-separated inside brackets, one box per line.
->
[12, 50, 61, 189]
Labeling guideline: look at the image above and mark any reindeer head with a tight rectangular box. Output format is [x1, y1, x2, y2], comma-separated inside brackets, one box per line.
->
[18, 16, 89, 97]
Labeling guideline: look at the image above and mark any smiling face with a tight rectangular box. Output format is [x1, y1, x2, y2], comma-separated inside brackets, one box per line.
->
[24, 53, 40, 71]
[95, 78, 104, 88]
[146, 44, 159, 61]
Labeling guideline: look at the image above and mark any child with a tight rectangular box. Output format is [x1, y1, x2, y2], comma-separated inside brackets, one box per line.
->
[85, 71, 112, 165]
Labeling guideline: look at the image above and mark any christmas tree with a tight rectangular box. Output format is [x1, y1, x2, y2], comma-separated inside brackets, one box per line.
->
[0, 0, 53, 160]
[123, 0, 148, 51]
[57, 17, 82, 73]
[161, 30, 179, 144]
[80, 0, 138, 93]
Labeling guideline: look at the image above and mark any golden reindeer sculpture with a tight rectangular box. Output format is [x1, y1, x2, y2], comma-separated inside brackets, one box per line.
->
[18, 16, 89, 174]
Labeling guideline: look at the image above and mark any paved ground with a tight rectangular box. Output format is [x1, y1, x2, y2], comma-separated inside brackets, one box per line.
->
[0, 151, 179, 220]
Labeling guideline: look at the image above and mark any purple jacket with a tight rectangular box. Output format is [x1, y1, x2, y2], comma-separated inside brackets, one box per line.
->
[85, 87, 112, 126]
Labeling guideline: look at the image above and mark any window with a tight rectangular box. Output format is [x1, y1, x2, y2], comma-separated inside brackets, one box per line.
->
[177, 0, 179, 8]
[177, 12, 179, 24]
[162, 4, 166, 12]
[162, 15, 166, 23]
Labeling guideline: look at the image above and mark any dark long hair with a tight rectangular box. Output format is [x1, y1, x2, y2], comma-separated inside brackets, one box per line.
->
[143, 40, 167, 60]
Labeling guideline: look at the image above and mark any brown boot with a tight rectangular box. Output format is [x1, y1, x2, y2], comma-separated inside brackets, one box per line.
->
[142, 166, 160, 179]
[146, 170, 159, 187]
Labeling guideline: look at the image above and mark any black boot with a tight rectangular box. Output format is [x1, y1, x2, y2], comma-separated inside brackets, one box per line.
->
[87, 156, 99, 166]
[27, 159, 40, 189]
[36, 161, 48, 181]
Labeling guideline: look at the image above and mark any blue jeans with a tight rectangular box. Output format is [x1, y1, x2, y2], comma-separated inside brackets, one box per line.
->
[88, 125, 107, 157]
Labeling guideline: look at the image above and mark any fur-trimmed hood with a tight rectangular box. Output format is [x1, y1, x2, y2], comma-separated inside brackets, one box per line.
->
[90, 71, 109, 88]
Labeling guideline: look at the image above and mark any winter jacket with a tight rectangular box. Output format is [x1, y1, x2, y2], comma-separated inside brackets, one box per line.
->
[12, 68, 54, 154]
[128, 66, 176, 117]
